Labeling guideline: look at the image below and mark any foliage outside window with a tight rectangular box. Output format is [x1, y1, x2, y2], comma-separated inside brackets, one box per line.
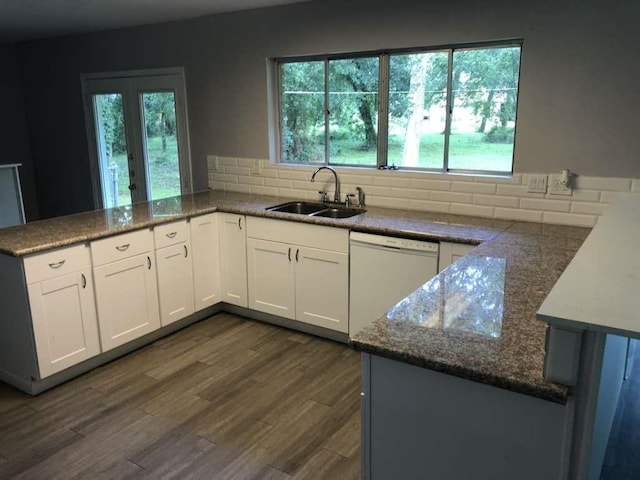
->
[277, 43, 522, 174]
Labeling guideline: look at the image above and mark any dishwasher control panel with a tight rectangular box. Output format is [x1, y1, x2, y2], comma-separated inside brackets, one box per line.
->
[350, 232, 439, 253]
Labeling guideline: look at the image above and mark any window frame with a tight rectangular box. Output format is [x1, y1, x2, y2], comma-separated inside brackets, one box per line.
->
[274, 39, 523, 176]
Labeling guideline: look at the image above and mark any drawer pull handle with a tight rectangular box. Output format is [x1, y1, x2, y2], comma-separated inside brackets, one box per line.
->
[147, 256, 152, 269]
[48, 260, 66, 269]
[184, 245, 188, 258]
[166, 232, 177, 239]
[288, 247, 292, 262]
[116, 244, 130, 252]
[81, 273, 87, 289]
[296, 248, 300, 262]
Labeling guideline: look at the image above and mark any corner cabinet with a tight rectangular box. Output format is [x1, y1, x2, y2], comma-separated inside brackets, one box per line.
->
[218, 213, 248, 307]
[91, 229, 161, 352]
[190, 213, 221, 310]
[246, 217, 349, 333]
[23, 244, 100, 378]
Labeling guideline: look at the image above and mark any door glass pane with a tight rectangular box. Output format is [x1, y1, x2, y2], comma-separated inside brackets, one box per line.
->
[449, 46, 521, 172]
[92, 93, 131, 208]
[141, 92, 181, 200]
[328, 57, 378, 166]
[279, 61, 325, 164]
[388, 51, 448, 169]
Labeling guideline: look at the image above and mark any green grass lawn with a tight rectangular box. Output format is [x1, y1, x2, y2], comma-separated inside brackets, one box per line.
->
[110, 135, 180, 206]
[329, 133, 513, 171]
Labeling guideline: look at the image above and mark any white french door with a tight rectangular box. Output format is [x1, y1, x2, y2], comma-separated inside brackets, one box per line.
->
[82, 69, 192, 209]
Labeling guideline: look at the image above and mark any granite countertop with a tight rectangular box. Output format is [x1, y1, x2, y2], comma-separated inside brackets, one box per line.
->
[0, 190, 590, 404]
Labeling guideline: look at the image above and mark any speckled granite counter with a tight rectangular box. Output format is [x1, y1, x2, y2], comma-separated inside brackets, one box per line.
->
[0, 190, 589, 403]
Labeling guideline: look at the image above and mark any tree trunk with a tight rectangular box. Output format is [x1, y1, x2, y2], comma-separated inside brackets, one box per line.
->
[358, 99, 377, 149]
[478, 90, 495, 133]
[402, 55, 429, 167]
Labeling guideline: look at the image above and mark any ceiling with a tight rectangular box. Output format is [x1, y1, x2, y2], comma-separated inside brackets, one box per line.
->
[0, 0, 316, 42]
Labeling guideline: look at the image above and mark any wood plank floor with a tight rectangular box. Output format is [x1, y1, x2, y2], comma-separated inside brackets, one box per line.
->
[0, 313, 361, 479]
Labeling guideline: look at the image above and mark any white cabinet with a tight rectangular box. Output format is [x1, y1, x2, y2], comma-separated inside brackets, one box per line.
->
[190, 213, 221, 310]
[438, 241, 475, 272]
[218, 213, 248, 307]
[154, 220, 194, 326]
[91, 229, 161, 351]
[246, 217, 349, 333]
[23, 244, 100, 378]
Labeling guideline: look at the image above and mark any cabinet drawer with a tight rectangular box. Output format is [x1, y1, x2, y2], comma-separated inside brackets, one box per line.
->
[246, 216, 348, 253]
[154, 220, 189, 249]
[24, 244, 91, 284]
[91, 229, 154, 266]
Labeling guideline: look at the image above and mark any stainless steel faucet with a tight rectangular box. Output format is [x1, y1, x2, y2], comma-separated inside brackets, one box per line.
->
[310, 166, 340, 203]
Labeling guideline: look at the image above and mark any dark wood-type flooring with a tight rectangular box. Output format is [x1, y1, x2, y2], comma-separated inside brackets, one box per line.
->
[601, 339, 640, 480]
[0, 313, 361, 479]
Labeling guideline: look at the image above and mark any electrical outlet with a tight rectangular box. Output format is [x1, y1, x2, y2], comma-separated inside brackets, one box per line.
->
[250, 159, 261, 176]
[207, 155, 217, 171]
[527, 174, 548, 193]
[549, 175, 573, 196]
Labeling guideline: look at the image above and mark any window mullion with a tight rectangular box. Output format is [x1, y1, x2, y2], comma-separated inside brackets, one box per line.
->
[324, 59, 330, 165]
[443, 49, 454, 172]
[377, 54, 390, 168]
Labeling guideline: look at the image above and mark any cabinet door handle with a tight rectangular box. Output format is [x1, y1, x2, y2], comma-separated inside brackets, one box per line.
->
[166, 232, 177, 239]
[116, 243, 130, 252]
[184, 245, 188, 258]
[81, 273, 87, 289]
[238, 217, 243, 230]
[147, 256, 152, 269]
[296, 248, 300, 262]
[48, 260, 66, 269]
[288, 247, 292, 262]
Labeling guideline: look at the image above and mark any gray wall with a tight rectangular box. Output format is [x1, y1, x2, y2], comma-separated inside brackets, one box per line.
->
[0, 43, 38, 220]
[16, 0, 640, 218]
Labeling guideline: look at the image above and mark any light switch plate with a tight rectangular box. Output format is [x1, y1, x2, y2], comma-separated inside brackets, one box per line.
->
[527, 174, 548, 193]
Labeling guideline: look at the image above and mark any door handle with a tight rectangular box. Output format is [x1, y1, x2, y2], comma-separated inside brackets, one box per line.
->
[288, 247, 292, 262]
[238, 217, 243, 230]
[128, 184, 137, 190]
[81, 273, 87, 289]
[296, 248, 300, 262]
[184, 245, 188, 258]
[147, 256, 152, 269]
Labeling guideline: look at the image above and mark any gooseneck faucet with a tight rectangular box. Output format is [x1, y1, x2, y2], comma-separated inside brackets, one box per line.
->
[311, 166, 340, 203]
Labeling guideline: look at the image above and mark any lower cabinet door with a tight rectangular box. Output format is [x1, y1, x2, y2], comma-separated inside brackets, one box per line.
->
[247, 238, 296, 319]
[295, 246, 349, 333]
[28, 271, 100, 378]
[190, 213, 221, 310]
[93, 253, 161, 351]
[156, 242, 195, 326]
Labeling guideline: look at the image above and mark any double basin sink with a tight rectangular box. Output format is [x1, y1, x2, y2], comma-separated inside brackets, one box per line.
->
[266, 201, 365, 219]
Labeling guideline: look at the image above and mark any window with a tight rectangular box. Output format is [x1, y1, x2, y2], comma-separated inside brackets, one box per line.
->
[276, 42, 522, 174]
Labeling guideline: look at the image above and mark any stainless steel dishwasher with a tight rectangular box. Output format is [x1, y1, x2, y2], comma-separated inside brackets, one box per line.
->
[349, 232, 439, 337]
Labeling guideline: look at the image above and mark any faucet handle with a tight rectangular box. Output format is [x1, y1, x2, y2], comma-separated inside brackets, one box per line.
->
[318, 191, 329, 202]
[356, 186, 366, 207]
[345, 193, 356, 207]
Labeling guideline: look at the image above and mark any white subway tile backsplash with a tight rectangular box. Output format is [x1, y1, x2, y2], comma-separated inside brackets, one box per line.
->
[495, 208, 543, 223]
[251, 185, 278, 196]
[543, 211, 597, 228]
[452, 182, 496, 195]
[450, 203, 494, 218]
[571, 202, 608, 216]
[575, 176, 632, 192]
[409, 178, 451, 191]
[473, 194, 520, 208]
[520, 198, 571, 212]
[206, 158, 633, 228]
[217, 157, 237, 167]
[226, 183, 251, 194]
[431, 191, 473, 203]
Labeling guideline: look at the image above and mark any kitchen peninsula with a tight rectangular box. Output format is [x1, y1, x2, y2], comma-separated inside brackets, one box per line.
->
[0, 190, 592, 479]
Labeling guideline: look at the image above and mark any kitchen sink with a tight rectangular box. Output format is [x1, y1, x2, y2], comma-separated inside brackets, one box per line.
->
[266, 201, 365, 219]
[311, 208, 363, 219]
[266, 201, 327, 215]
